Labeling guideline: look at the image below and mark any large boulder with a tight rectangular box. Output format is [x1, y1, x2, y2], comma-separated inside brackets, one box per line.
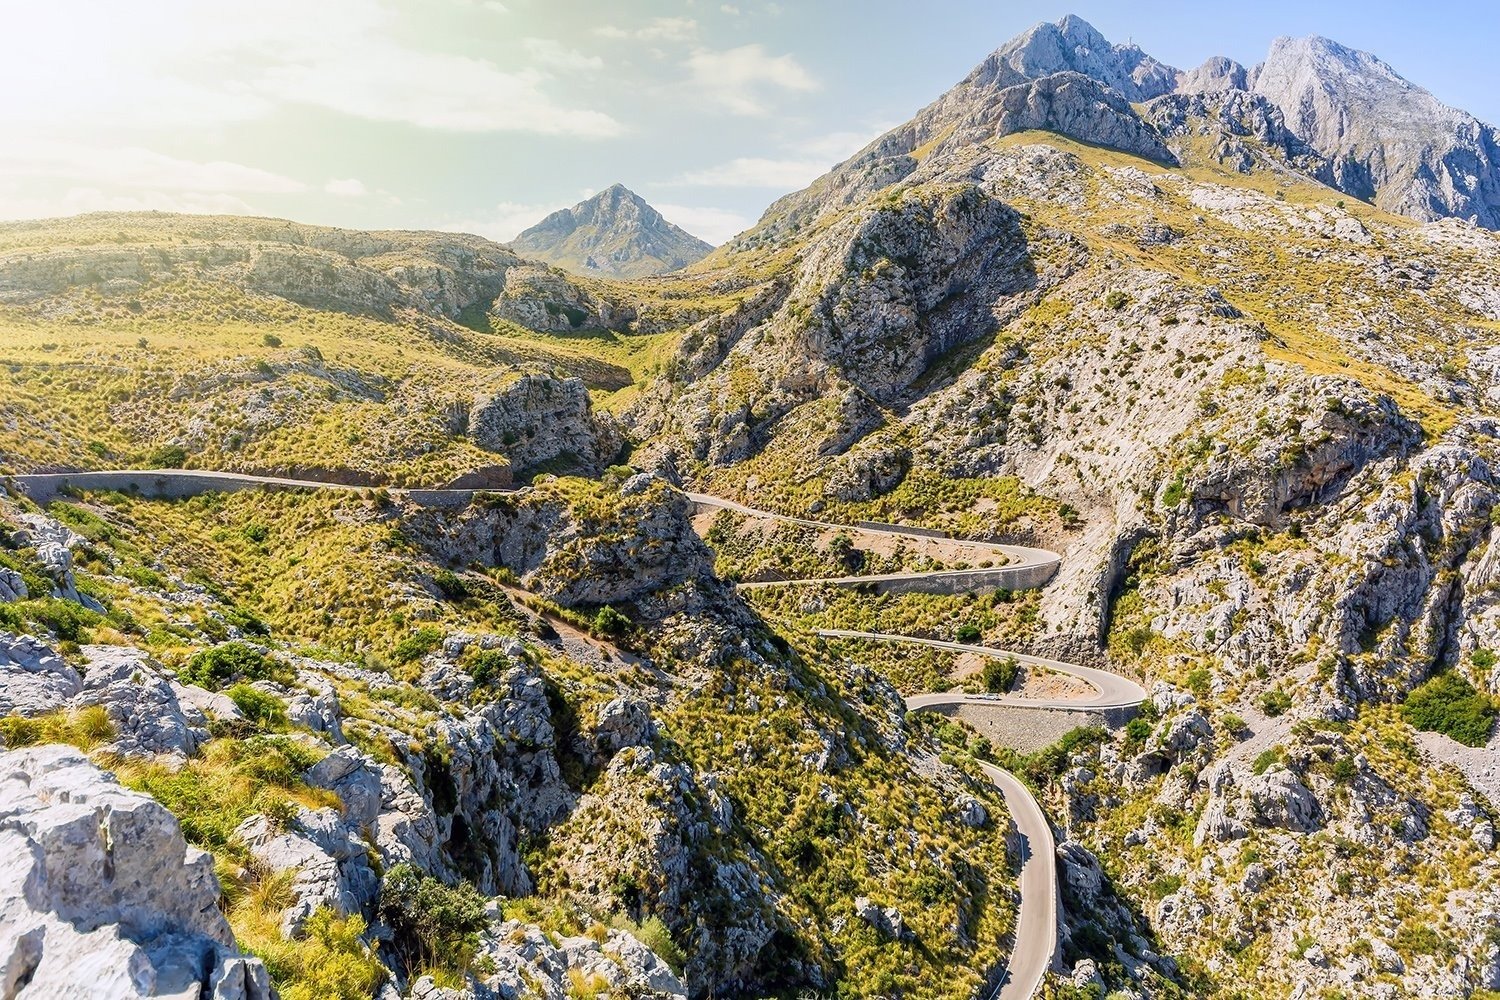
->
[74, 646, 207, 758]
[0, 745, 271, 998]
[0, 634, 81, 717]
[233, 806, 379, 938]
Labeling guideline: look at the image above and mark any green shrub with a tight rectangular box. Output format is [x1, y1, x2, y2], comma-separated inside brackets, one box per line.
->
[1123, 625, 1154, 656]
[432, 569, 468, 601]
[378, 863, 488, 977]
[182, 642, 278, 690]
[392, 625, 444, 663]
[23, 598, 102, 642]
[1474, 648, 1497, 675]
[145, 444, 188, 469]
[1252, 746, 1283, 775]
[1104, 290, 1131, 310]
[955, 624, 982, 643]
[1260, 686, 1292, 717]
[466, 649, 510, 687]
[226, 684, 287, 730]
[1161, 472, 1188, 507]
[1402, 671, 1497, 747]
[981, 656, 1019, 694]
[592, 605, 631, 639]
[622, 915, 685, 975]
[1124, 716, 1154, 745]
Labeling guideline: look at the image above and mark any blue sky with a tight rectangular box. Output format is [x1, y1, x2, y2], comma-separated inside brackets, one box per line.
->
[2, 1, 1494, 244]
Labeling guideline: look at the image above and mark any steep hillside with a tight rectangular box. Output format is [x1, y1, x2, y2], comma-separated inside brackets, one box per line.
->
[510, 184, 714, 279]
[621, 19, 1500, 998]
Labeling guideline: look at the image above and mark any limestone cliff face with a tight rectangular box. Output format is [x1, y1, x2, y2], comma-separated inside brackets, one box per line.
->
[1252, 35, 1500, 228]
[467, 371, 623, 478]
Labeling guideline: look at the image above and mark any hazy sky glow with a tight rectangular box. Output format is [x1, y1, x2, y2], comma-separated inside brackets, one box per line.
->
[4, 0, 1496, 245]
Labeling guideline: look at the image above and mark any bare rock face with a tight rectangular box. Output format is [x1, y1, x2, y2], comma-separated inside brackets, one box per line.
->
[74, 645, 209, 759]
[981, 14, 1180, 102]
[0, 745, 271, 999]
[491, 264, 615, 332]
[466, 917, 688, 1000]
[406, 475, 715, 611]
[234, 806, 380, 938]
[1145, 89, 1335, 184]
[985, 72, 1177, 165]
[468, 372, 623, 478]
[1252, 35, 1500, 228]
[1177, 56, 1249, 94]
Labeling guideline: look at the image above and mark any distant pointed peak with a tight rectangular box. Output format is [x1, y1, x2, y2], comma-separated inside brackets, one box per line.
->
[510, 184, 713, 279]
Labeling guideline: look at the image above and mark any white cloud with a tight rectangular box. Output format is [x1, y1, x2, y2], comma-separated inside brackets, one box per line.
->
[668, 125, 891, 190]
[684, 44, 818, 116]
[595, 17, 698, 41]
[654, 203, 751, 245]
[439, 200, 573, 243]
[795, 127, 889, 161]
[324, 178, 369, 197]
[0, 0, 618, 139]
[672, 157, 830, 188]
[522, 38, 604, 74]
[258, 43, 621, 136]
[720, 4, 741, 14]
[0, 141, 305, 194]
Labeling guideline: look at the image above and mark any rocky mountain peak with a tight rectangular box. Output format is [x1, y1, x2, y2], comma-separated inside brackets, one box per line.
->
[1178, 55, 1249, 94]
[509, 184, 713, 280]
[1251, 33, 1500, 227]
[984, 14, 1181, 102]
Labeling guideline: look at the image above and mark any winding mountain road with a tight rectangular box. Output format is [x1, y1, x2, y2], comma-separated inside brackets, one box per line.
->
[689, 493, 1142, 999]
[9, 470, 1143, 1000]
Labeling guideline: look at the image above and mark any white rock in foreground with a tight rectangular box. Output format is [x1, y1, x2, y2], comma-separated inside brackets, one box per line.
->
[0, 745, 271, 999]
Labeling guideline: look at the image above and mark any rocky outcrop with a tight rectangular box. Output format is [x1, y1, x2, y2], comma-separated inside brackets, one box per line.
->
[405, 474, 715, 610]
[468, 372, 623, 477]
[0, 745, 271, 998]
[459, 916, 688, 1000]
[234, 806, 380, 937]
[1177, 56, 1249, 94]
[74, 646, 208, 758]
[544, 746, 775, 996]
[13, 512, 86, 605]
[491, 264, 617, 332]
[1145, 89, 1335, 183]
[0, 633, 81, 716]
[980, 14, 1180, 102]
